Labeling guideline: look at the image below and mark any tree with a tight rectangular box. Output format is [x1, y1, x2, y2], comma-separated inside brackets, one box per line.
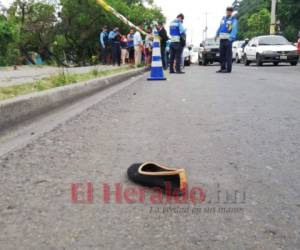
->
[247, 9, 271, 38]
[237, 0, 300, 41]
[1, 0, 165, 66]
[238, 0, 269, 17]
[7, 0, 57, 64]
[0, 16, 12, 65]
[277, 0, 300, 41]
[54, 0, 165, 65]
[237, 15, 249, 40]
[0, 15, 20, 66]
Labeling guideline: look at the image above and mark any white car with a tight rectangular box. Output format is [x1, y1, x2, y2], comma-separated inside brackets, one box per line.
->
[191, 47, 199, 64]
[182, 47, 193, 66]
[232, 40, 245, 63]
[244, 35, 299, 66]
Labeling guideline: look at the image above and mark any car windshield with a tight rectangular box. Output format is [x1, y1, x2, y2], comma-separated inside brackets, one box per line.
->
[258, 36, 290, 45]
[237, 41, 245, 48]
[205, 39, 219, 46]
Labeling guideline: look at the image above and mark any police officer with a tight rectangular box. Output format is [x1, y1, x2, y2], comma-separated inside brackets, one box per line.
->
[215, 7, 238, 73]
[169, 13, 186, 74]
[127, 28, 135, 64]
[109, 27, 121, 66]
[157, 22, 169, 70]
[99, 26, 109, 65]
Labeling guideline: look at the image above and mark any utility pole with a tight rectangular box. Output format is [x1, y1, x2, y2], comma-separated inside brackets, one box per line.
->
[201, 12, 208, 43]
[270, 0, 277, 35]
[204, 12, 208, 40]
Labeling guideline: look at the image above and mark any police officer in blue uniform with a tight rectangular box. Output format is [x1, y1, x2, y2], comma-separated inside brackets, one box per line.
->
[99, 26, 109, 65]
[109, 27, 121, 66]
[216, 7, 238, 73]
[169, 13, 186, 74]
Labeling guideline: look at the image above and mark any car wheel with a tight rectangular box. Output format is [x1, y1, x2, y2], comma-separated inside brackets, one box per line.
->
[244, 54, 250, 66]
[256, 53, 263, 66]
[236, 54, 241, 63]
[198, 57, 202, 65]
[273, 62, 279, 66]
[291, 61, 298, 66]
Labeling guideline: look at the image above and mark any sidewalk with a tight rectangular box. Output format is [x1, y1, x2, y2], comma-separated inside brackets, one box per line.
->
[0, 65, 117, 87]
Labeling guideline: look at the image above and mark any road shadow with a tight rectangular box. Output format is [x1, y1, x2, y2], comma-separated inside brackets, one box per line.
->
[247, 63, 296, 68]
[196, 63, 220, 67]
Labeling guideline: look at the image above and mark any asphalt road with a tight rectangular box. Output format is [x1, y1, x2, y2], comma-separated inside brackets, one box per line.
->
[1, 64, 300, 250]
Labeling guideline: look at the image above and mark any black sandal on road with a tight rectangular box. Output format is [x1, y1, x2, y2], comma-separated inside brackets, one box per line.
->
[127, 162, 187, 195]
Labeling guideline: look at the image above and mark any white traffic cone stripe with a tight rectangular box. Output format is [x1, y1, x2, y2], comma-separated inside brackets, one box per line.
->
[152, 49, 161, 57]
[152, 61, 163, 67]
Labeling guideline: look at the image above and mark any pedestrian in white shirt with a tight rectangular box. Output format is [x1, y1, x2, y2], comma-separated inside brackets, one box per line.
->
[133, 27, 143, 66]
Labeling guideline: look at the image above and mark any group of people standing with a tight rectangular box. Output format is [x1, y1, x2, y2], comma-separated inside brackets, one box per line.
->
[99, 26, 135, 66]
[99, 23, 169, 68]
[99, 20, 177, 72]
[167, 8, 238, 74]
[99, 7, 238, 74]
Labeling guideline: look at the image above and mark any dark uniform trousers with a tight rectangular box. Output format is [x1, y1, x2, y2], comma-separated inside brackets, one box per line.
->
[161, 45, 167, 70]
[169, 42, 182, 72]
[100, 46, 108, 65]
[112, 43, 121, 66]
[220, 39, 233, 72]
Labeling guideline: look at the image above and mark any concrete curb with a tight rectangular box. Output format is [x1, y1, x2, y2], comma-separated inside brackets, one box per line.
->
[0, 67, 145, 130]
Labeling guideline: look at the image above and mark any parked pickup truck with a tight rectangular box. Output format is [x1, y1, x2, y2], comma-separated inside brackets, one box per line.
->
[198, 38, 220, 66]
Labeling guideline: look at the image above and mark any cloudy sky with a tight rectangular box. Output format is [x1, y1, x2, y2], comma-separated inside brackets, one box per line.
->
[1, 0, 234, 45]
[1, 0, 13, 7]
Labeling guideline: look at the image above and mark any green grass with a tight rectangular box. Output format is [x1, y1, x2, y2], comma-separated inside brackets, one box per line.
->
[0, 66, 132, 101]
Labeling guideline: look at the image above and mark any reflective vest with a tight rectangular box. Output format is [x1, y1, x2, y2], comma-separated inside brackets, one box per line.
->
[219, 16, 236, 40]
[170, 19, 181, 42]
[109, 31, 120, 44]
